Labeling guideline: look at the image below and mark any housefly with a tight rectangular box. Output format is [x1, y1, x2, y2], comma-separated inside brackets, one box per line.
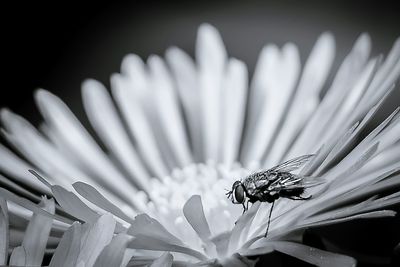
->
[226, 154, 323, 237]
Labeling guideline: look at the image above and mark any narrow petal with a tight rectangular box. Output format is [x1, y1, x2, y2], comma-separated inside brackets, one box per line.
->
[49, 222, 82, 267]
[249, 241, 356, 267]
[0, 187, 71, 224]
[73, 181, 135, 224]
[219, 253, 257, 267]
[265, 32, 335, 166]
[148, 55, 193, 167]
[128, 235, 207, 261]
[196, 23, 227, 161]
[183, 195, 212, 242]
[1, 109, 124, 208]
[150, 252, 173, 267]
[288, 33, 371, 158]
[77, 214, 116, 267]
[361, 38, 400, 110]
[228, 201, 261, 255]
[111, 73, 168, 178]
[9, 246, 26, 266]
[93, 233, 131, 267]
[128, 214, 183, 246]
[0, 143, 50, 194]
[0, 173, 41, 202]
[243, 44, 280, 158]
[166, 47, 203, 162]
[0, 198, 9, 265]
[22, 197, 55, 266]
[221, 58, 248, 166]
[52, 185, 99, 224]
[34, 89, 141, 207]
[119, 54, 178, 171]
[244, 43, 300, 165]
[82, 79, 150, 191]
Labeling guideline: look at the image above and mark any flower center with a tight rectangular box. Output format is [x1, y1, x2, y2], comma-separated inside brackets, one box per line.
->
[145, 162, 252, 245]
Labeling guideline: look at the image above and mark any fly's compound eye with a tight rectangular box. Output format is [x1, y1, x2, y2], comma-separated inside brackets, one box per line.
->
[233, 184, 246, 204]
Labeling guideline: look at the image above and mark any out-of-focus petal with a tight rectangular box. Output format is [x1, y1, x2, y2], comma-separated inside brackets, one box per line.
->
[93, 233, 131, 267]
[9, 246, 26, 266]
[77, 214, 116, 267]
[73, 181, 135, 224]
[49, 222, 82, 267]
[0, 198, 9, 265]
[18, 197, 55, 266]
[129, 214, 183, 246]
[128, 235, 207, 261]
[150, 252, 173, 267]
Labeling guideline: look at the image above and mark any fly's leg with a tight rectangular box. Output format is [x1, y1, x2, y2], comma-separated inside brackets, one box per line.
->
[241, 200, 249, 214]
[264, 200, 275, 238]
[287, 195, 312, 201]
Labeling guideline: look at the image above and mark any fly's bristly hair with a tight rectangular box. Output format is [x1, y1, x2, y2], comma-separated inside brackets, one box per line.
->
[227, 154, 323, 237]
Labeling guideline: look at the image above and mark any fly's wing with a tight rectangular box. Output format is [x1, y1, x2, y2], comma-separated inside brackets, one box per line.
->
[269, 154, 315, 173]
[269, 175, 324, 191]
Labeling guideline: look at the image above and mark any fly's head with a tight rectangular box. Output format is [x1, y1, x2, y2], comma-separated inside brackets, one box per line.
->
[226, 180, 247, 204]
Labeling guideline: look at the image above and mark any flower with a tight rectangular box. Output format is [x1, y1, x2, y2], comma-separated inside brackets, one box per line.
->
[0, 23, 400, 266]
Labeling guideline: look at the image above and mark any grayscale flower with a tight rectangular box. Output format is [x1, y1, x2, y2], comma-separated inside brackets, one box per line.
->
[0, 24, 400, 266]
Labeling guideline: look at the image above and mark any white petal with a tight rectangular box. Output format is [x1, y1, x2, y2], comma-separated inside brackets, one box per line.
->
[111, 73, 168, 178]
[148, 55, 193, 167]
[196, 23, 227, 161]
[166, 47, 203, 162]
[93, 233, 131, 267]
[288, 34, 372, 157]
[244, 43, 300, 165]
[1, 109, 129, 211]
[264, 32, 335, 166]
[34, 90, 142, 208]
[77, 214, 116, 267]
[49, 222, 82, 267]
[0, 143, 50, 194]
[21, 197, 55, 265]
[0, 198, 8, 265]
[82, 79, 150, 191]
[221, 58, 248, 166]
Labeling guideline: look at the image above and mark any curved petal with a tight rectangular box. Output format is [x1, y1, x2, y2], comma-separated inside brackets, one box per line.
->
[82, 79, 150, 191]
[34, 90, 141, 208]
[93, 233, 131, 267]
[265, 32, 335, 166]
[150, 252, 173, 267]
[196, 23, 227, 161]
[0, 198, 9, 265]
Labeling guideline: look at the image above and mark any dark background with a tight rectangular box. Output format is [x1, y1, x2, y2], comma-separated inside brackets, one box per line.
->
[2, 1, 400, 266]
[2, 0, 400, 127]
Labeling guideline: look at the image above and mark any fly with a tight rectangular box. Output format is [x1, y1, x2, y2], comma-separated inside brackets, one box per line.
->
[226, 154, 323, 237]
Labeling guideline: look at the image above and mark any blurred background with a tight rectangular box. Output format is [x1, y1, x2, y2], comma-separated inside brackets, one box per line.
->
[2, 0, 400, 266]
[2, 0, 400, 126]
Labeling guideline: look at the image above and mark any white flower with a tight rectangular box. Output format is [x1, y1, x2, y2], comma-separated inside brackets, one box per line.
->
[0, 24, 399, 266]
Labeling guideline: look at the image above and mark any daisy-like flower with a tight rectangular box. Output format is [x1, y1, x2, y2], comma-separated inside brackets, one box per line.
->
[0, 24, 400, 266]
